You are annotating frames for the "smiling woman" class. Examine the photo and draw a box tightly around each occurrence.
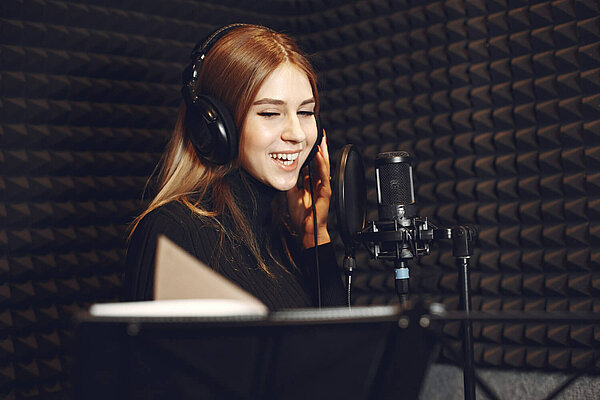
[240,63,317,191]
[123,24,346,310]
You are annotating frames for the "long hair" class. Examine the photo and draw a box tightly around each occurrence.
[130,25,320,276]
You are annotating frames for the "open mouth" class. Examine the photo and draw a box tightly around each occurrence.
[270,152,300,166]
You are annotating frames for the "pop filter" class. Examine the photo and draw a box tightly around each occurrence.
[334,144,366,255]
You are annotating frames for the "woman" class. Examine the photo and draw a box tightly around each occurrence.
[123,24,346,309]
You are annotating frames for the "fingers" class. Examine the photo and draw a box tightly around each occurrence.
[303,174,312,205]
[288,177,312,208]
[315,130,331,190]
[321,129,329,163]
[311,130,331,226]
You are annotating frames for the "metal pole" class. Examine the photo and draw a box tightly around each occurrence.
[458,257,475,400]
[453,227,476,400]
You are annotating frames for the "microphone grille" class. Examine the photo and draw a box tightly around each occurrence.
[376,151,411,159]
[375,151,415,206]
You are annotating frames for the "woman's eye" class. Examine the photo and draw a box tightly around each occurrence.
[257,112,279,118]
[298,111,315,117]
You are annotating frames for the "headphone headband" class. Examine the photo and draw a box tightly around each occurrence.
[184,24,275,96]
[190,23,250,63]
[183,24,248,103]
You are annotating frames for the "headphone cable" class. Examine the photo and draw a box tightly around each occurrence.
[307,164,322,309]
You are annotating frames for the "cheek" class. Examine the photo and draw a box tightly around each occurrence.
[304,119,319,147]
[238,124,278,171]
[238,122,262,157]
[237,133,258,173]
[237,132,250,163]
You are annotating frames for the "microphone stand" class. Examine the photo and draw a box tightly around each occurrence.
[359,220,477,400]
[452,226,476,400]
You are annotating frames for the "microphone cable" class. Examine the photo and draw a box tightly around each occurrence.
[346,271,352,310]
[307,164,322,309]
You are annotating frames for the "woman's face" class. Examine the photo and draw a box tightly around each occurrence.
[238,62,317,191]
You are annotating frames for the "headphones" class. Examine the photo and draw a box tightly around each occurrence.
[181,23,322,167]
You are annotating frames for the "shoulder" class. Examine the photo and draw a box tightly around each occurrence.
[124,201,201,301]
[127,201,219,263]
[146,201,192,221]
[130,201,201,245]
[134,200,225,241]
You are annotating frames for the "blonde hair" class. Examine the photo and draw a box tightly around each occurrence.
[130,25,320,276]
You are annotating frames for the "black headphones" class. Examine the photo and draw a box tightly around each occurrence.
[181,23,322,166]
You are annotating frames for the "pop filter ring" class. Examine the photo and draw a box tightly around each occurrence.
[334,144,367,255]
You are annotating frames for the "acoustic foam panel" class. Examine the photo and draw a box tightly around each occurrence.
[1,0,600,398]
[298,0,600,373]
[1,0,298,397]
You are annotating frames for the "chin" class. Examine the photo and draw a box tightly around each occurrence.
[271,179,297,192]
[266,171,301,191]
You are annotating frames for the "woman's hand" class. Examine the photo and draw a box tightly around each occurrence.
[287,130,331,249]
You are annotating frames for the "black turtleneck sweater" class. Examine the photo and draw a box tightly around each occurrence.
[123,170,346,310]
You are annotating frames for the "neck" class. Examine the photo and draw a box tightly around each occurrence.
[229,168,279,227]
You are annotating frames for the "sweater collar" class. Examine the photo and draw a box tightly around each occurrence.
[229,168,280,227]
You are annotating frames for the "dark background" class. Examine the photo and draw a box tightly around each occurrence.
[1,0,599,398]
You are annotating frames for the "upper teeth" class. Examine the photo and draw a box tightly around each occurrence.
[270,153,299,161]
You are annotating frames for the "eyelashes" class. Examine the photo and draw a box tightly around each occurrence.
[257,112,278,118]
[257,111,315,118]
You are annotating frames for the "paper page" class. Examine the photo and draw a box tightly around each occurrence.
[90,299,267,317]
[154,235,268,314]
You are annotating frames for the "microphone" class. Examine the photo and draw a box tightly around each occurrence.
[374,151,417,303]
[335,147,437,305]
[375,151,416,222]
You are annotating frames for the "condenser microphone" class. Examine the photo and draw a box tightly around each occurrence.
[375,151,416,222]
[374,151,416,303]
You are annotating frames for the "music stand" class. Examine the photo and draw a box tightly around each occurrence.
[73,305,436,400]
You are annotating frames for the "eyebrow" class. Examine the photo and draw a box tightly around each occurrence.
[253,97,316,106]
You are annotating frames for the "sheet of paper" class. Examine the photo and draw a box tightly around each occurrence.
[90,235,268,317]
[154,234,268,314]
[90,299,267,317]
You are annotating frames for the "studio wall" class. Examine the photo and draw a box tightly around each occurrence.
[1,0,599,398]
[302,0,600,375]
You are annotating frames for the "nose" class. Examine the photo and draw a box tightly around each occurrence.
[281,113,306,143]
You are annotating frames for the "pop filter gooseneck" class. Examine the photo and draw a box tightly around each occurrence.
[333,144,366,307]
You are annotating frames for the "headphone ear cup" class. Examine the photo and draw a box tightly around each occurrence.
[185,95,238,165]
[303,115,323,168]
